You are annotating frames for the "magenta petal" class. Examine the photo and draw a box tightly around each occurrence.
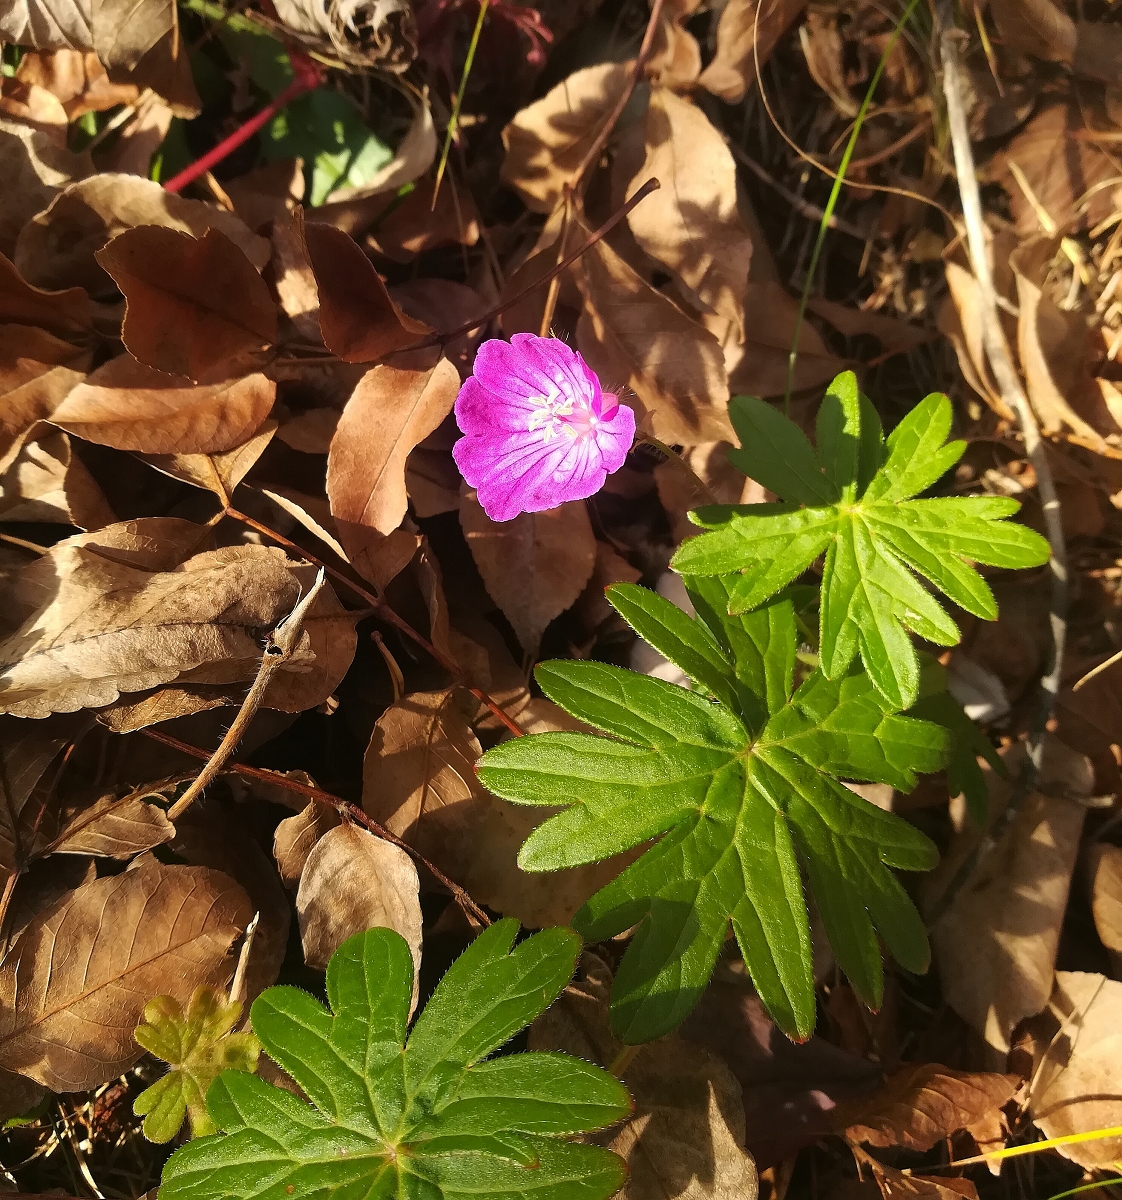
[452,334,636,521]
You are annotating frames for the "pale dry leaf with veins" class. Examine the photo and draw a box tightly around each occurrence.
[501,61,634,213]
[0,856,251,1092]
[0,520,354,718]
[0,0,175,70]
[625,88,753,336]
[296,823,422,1009]
[459,487,597,653]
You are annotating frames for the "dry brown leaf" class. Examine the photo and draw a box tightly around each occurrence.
[274,798,340,892]
[362,170,480,262]
[15,50,139,120]
[529,952,759,1200]
[699,0,808,102]
[0,714,75,895]
[255,484,351,563]
[169,807,291,1007]
[299,215,429,362]
[574,212,733,444]
[0,0,175,71]
[994,103,1122,237]
[95,226,277,381]
[0,1068,46,1122]
[647,0,703,86]
[0,521,354,718]
[0,249,92,340]
[296,823,422,993]
[51,354,275,455]
[459,487,596,652]
[14,173,269,295]
[0,78,68,140]
[625,89,753,335]
[851,1147,979,1200]
[362,688,633,928]
[501,61,633,213]
[1011,237,1117,450]
[140,419,278,501]
[0,427,115,528]
[832,1064,1019,1152]
[327,355,460,547]
[0,856,251,1091]
[924,739,1089,1054]
[1088,843,1122,956]
[49,789,174,857]
[0,118,92,257]
[1028,972,1122,1168]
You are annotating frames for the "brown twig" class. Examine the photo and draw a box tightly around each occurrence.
[926,7,1068,925]
[168,571,328,820]
[222,506,525,738]
[141,728,491,926]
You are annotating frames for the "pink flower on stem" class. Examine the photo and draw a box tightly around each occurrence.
[453,334,636,522]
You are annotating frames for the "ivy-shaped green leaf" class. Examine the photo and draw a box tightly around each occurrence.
[478,580,947,1045]
[671,373,1051,709]
[159,923,630,1200]
[133,986,261,1143]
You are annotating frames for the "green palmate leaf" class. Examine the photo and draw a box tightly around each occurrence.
[478,582,946,1045]
[159,923,630,1200]
[133,987,261,1143]
[672,373,1051,709]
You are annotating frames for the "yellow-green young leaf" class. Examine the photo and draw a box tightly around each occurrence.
[158,923,630,1200]
[133,987,260,1143]
[672,372,1051,709]
[478,577,947,1044]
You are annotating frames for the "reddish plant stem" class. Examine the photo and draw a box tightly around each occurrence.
[164,63,321,194]
[223,506,525,738]
[141,727,491,926]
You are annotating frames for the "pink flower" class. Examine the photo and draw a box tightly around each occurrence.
[453,334,636,522]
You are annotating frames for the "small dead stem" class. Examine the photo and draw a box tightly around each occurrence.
[141,728,491,926]
[926,7,1068,925]
[168,571,328,820]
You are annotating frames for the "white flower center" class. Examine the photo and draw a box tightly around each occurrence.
[526,391,596,442]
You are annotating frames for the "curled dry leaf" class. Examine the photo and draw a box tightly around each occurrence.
[50,355,275,455]
[647,0,703,87]
[14,49,140,121]
[625,88,753,335]
[0,856,252,1092]
[327,354,460,544]
[362,688,632,928]
[851,1145,979,1200]
[699,0,809,102]
[529,951,759,1200]
[95,226,278,382]
[326,92,436,203]
[299,214,429,362]
[14,174,269,295]
[501,61,633,213]
[272,0,417,71]
[923,740,1089,1053]
[0,0,174,71]
[0,117,92,257]
[573,211,733,444]
[296,823,422,997]
[0,427,115,528]
[0,520,355,718]
[274,798,340,892]
[1010,236,1117,452]
[832,1064,1019,1152]
[49,788,175,857]
[1087,842,1122,957]
[0,78,68,142]
[1028,972,1122,1168]
[459,487,597,653]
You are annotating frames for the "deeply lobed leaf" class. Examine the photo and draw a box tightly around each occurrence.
[672,373,1051,709]
[479,583,946,1044]
[159,922,630,1200]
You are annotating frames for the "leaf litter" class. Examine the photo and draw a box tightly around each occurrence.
[3,1,1122,1199]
